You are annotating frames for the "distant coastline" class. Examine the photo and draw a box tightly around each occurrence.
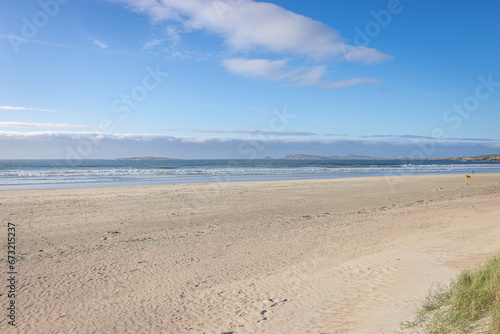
[114,154,500,161]
[440,154,500,162]
[282,153,500,161]
[282,154,378,160]
[116,156,180,161]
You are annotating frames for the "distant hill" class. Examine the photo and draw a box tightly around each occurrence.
[282,154,376,160]
[117,156,180,160]
[443,154,500,162]
[282,154,329,160]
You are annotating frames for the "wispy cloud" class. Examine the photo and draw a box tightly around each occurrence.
[326,133,350,137]
[5,131,496,145]
[322,77,381,89]
[222,58,290,81]
[162,46,215,61]
[0,122,100,130]
[191,129,317,136]
[162,127,316,136]
[222,58,381,88]
[222,58,328,87]
[91,38,109,49]
[1,131,498,159]
[0,33,74,50]
[0,106,60,112]
[111,0,391,88]
[362,134,500,142]
[142,38,164,50]
[0,131,484,144]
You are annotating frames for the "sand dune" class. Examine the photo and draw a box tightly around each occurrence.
[1,174,499,333]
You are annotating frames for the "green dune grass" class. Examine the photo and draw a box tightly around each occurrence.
[403,255,500,333]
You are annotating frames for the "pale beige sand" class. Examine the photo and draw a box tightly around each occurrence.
[1,174,500,333]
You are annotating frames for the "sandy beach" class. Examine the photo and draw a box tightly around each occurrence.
[1,173,500,333]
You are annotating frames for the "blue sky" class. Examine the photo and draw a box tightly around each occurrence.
[1,0,499,159]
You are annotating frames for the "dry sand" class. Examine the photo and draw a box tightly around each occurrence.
[1,173,500,333]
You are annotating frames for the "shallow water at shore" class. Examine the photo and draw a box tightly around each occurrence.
[1,159,499,189]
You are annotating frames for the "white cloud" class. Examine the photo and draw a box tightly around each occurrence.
[112,0,392,87]
[1,130,498,159]
[91,38,109,49]
[223,58,380,88]
[111,0,181,22]
[5,130,496,145]
[0,122,100,130]
[0,33,74,50]
[165,26,183,43]
[0,131,205,142]
[113,0,392,61]
[323,77,381,89]
[142,38,164,50]
[222,58,290,81]
[0,106,60,112]
[290,65,327,87]
[340,44,394,64]
[192,129,316,136]
[363,134,500,142]
[222,58,330,87]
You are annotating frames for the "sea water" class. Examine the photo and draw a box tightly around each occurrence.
[1,159,499,190]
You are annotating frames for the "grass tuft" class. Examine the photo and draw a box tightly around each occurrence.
[402,255,500,333]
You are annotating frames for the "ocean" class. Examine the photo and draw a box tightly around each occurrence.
[1,159,499,190]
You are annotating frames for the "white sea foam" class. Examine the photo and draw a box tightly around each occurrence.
[1,161,499,188]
